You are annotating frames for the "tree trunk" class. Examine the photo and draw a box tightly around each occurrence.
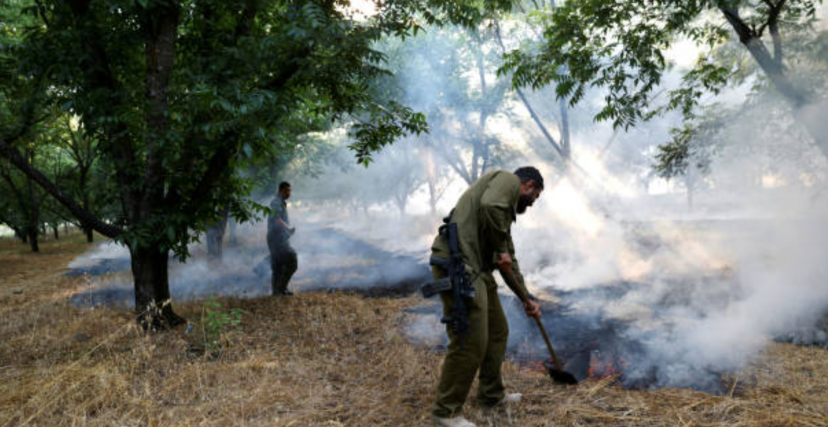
[127,7,183,330]
[684,173,696,211]
[428,179,438,216]
[28,227,38,252]
[15,228,27,244]
[228,217,238,247]
[395,196,407,218]
[27,158,39,253]
[206,209,229,260]
[82,176,94,243]
[558,97,571,160]
[469,32,491,182]
[687,185,694,210]
[131,246,185,329]
[52,224,59,240]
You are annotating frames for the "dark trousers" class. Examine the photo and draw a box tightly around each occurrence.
[268,235,297,295]
[432,271,508,418]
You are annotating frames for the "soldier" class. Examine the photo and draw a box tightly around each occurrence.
[430,167,544,427]
[267,181,297,296]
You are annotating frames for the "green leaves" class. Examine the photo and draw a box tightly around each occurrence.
[349,101,428,165]
[3,0,515,262]
[653,125,693,178]
[200,297,244,350]
[500,0,820,130]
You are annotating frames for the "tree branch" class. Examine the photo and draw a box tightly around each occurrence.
[767,0,786,66]
[0,137,123,238]
[42,202,82,228]
[0,165,28,214]
[431,136,472,184]
[720,6,806,107]
[493,19,566,159]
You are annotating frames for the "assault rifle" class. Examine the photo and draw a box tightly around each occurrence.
[423,220,476,348]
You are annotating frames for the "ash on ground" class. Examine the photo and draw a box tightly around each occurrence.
[67,222,431,308]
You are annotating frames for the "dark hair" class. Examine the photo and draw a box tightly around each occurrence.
[278,181,291,191]
[513,166,544,189]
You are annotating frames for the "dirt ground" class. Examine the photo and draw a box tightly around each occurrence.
[1,234,827,426]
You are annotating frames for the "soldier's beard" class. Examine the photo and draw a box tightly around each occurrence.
[516,194,534,214]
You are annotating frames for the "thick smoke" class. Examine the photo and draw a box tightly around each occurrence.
[68,214,433,307]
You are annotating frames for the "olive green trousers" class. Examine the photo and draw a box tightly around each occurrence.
[432,271,509,419]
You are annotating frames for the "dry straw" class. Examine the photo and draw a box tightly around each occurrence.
[1,234,827,426]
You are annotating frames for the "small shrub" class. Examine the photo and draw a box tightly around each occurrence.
[201,297,243,350]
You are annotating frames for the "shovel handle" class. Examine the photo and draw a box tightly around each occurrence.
[503,269,565,372]
[533,316,565,371]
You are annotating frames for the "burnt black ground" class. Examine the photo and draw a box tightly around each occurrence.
[68,225,430,307]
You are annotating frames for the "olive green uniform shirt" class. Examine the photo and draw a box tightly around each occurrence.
[430,169,530,298]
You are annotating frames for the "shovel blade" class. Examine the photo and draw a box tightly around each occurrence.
[548,369,579,385]
[543,359,579,385]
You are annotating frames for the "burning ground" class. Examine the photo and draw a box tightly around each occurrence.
[3,230,828,426]
[64,218,432,307]
[403,213,828,395]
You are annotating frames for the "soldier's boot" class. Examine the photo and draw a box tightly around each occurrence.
[432,415,476,427]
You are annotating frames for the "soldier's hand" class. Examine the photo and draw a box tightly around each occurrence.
[496,253,513,273]
[523,299,541,319]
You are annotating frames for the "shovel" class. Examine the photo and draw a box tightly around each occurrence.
[532,313,579,385]
[504,270,578,385]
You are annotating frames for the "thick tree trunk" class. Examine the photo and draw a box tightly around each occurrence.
[85,227,94,243]
[52,224,59,240]
[125,8,185,331]
[206,210,229,260]
[131,246,185,329]
[27,227,38,252]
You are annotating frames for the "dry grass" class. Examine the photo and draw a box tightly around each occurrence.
[1,234,828,426]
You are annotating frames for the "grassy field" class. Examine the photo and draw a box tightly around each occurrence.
[1,234,827,426]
